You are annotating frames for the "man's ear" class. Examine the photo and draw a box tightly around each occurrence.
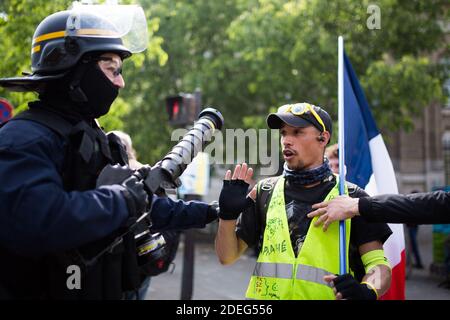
[322,131,331,145]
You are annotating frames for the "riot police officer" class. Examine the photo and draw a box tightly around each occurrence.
[0,5,216,299]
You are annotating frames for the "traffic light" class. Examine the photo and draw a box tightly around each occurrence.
[0,98,13,124]
[165,93,200,127]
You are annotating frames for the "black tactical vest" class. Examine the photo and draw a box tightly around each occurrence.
[0,108,141,299]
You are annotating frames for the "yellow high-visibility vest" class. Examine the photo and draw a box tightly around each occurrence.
[246,175,351,300]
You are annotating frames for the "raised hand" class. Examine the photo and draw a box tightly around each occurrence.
[219,163,254,220]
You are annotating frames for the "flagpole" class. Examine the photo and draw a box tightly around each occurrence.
[338,36,347,275]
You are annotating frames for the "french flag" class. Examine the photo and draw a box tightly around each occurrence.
[343,52,406,300]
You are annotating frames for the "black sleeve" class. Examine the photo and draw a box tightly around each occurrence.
[348,185,393,247]
[347,185,393,281]
[359,191,450,224]
[236,201,260,248]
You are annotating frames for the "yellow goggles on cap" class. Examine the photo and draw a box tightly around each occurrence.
[278,103,326,132]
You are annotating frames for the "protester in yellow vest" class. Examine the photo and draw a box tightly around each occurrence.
[215,103,392,300]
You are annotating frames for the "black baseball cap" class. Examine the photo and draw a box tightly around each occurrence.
[267,102,332,137]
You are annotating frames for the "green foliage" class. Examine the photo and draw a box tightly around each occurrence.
[0,0,71,107]
[362,55,444,132]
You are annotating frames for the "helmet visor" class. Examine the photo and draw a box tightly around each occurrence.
[67,3,148,53]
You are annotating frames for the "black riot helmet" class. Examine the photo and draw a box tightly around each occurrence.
[31,10,131,75]
[0,4,148,92]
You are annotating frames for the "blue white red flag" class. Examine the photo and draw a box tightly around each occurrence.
[343,52,406,300]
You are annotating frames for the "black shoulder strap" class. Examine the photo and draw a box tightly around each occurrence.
[12,108,73,138]
[256,175,282,217]
[106,132,129,165]
[253,176,282,250]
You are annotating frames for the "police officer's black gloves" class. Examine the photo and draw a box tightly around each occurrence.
[332,273,378,300]
[218,179,254,220]
[96,164,135,187]
[96,164,149,218]
[121,175,149,218]
[206,201,220,224]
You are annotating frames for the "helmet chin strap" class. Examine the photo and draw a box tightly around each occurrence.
[68,60,90,103]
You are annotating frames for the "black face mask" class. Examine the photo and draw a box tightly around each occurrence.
[77,63,119,119]
[39,60,120,122]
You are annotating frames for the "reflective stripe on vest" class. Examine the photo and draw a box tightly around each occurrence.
[245,174,351,300]
[296,264,332,287]
[252,262,332,287]
[252,262,293,279]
